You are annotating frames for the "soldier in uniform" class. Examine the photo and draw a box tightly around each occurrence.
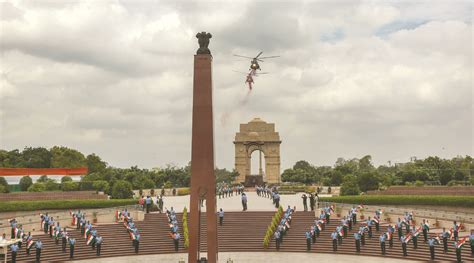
[145,195,152,214]
[470,229,474,255]
[274,230,281,250]
[309,193,315,211]
[96,235,103,256]
[331,231,338,251]
[379,234,386,255]
[455,241,462,263]
[441,227,449,253]
[69,237,76,259]
[336,225,343,245]
[367,217,373,238]
[35,239,43,263]
[10,218,17,239]
[61,228,68,252]
[400,235,408,257]
[174,232,180,252]
[359,226,366,246]
[342,217,348,238]
[133,233,140,253]
[218,208,224,226]
[25,232,33,255]
[452,221,459,241]
[48,216,54,238]
[305,231,311,251]
[397,218,403,240]
[10,242,19,263]
[421,219,429,243]
[241,193,248,211]
[411,227,418,249]
[351,206,357,224]
[354,232,361,253]
[302,194,308,211]
[428,237,436,260]
[310,225,316,243]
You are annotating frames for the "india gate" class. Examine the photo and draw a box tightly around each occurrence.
[234,118,282,185]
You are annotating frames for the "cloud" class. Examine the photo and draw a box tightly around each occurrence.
[0,0,472,170]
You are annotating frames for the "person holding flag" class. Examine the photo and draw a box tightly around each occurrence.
[96,234,103,256]
[342,217,348,238]
[35,238,43,263]
[48,216,55,238]
[387,224,395,248]
[400,234,411,257]
[421,219,430,243]
[352,206,358,224]
[397,218,404,240]
[336,225,343,245]
[454,237,467,263]
[359,226,367,246]
[441,227,449,253]
[133,232,140,253]
[411,226,420,249]
[25,232,34,255]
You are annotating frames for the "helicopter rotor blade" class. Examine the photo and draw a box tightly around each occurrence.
[259,55,280,59]
[233,54,254,59]
[256,59,265,62]
[232,70,250,75]
[255,72,269,75]
[255,51,263,59]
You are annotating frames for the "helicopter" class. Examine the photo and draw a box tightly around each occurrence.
[233,51,280,71]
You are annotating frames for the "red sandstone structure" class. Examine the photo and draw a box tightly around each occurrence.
[188,32,218,263]
[0,167,88,176]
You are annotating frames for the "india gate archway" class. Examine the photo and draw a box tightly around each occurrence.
[234,118,281,185]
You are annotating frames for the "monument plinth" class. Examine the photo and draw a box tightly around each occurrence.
[188,32,218,263]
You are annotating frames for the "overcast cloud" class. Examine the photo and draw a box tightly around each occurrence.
[0,0,472,171]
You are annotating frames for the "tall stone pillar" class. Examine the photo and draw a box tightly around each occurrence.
[188,32,218,263]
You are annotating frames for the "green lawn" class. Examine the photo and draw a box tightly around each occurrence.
[0,199,137,212]
[319,195,474,208]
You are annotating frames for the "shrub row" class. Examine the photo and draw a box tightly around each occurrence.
[319,195,474,208]
[263,206,283,248]
[0,199,137,212]
[178,188,190,196]
[182,207,189,248]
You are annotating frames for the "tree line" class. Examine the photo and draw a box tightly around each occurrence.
[0,146,238,197]
[281,155,473,195]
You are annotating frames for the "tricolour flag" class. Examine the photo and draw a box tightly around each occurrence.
[337,228,343,237]
[357,204,364,209]
[455,237,467,249]
[449,229,454,240]
[13,227,19,237]
[386,232,392,241]
[27,240,35,249]
[413,227,422,237]
[403,234,412,243]
[86,235,94,245]
[115,210,120,221]
[84,228,90,239]
[372,217,380,224]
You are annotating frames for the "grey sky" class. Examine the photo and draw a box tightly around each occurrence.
[0,0,472,172]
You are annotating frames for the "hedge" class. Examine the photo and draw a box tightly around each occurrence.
[319,195,474,208]
[178,188,190,196]
[0,199,137,212]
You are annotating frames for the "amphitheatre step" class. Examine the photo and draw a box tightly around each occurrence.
[8,211,473,262]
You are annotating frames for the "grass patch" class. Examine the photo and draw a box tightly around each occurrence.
[0,199,137,212]
[319,195,474,208]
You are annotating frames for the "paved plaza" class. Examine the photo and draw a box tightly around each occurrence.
[153,192,330,213]
[76,252,417,263]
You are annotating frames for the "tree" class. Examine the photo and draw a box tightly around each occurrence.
[37,175,50,183]
[19,176,33,191]
[330,170,343,186]
[357,171,380,192]
[111,180,133,199]
[28,183,46,192]
[0,185,6,193]
[22,147,52,168]
[61,176,73,183]
[0,149,25,167]
[50,146,86,168]
[86,154,107,174]
[0,177,9,193]
[215,168,239,183]
[340,174,360,196]
[92,181,110,193]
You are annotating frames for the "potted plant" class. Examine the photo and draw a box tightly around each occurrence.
[359,208,365,220]
[434,218,440,227]
[335,206,342,217]
[92,211,98,224]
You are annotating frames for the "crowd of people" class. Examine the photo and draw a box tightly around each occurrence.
[273,206,294,250]
[119,208,141,254]
[217,183,245,199]
[165,207,181,251]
